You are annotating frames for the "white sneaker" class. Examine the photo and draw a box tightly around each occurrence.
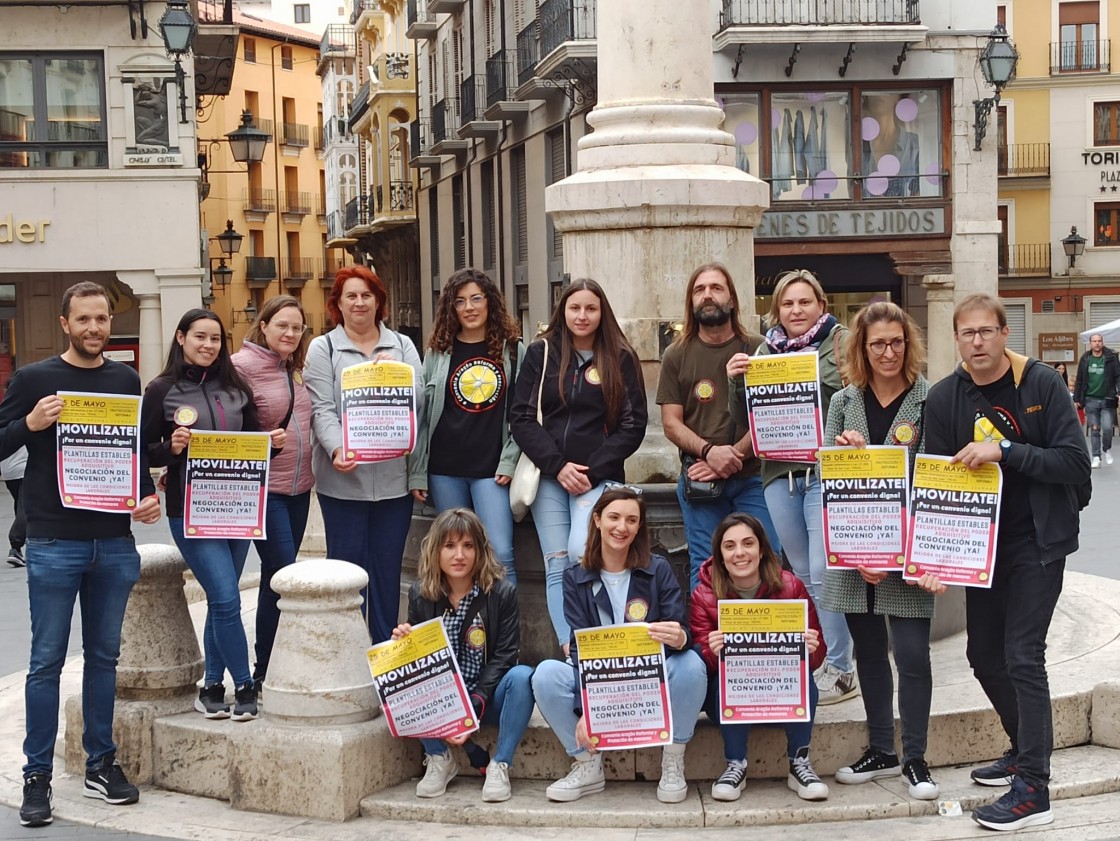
[415,752,458,798]
[481,759,511,802]
[1093,456,1102,469]
[816,664,859,705]
[657,746,688,803]
[1107,451,1114,466]
[546,754,605,802]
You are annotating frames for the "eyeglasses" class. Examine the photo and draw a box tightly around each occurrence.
[604,481,643,495]
[453,294,486,310]
[270,322,306,335]
[867,338,907,356]
[955,326,1002,343]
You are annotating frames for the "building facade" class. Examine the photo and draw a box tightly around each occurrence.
[998,0,1120,364]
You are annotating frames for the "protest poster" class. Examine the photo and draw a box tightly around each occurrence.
[744,351,823,462]
[575,624,671,750]
[820,445,910,571]
[55,391,142,514]
[183,431,270,539]
[903,454,1002,588]
[367,617,478,741]
[340,360,417,462]
[718,600,810,724]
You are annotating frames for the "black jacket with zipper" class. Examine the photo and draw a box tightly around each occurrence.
[141,366,262,519]
[509,338,647,486]
[924,351,1090,564]
[406,576,520,717]
[1073,346,1120,407]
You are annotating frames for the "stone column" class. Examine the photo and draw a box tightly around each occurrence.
[546,1,769,482]
[263,558,378,725]
[924,274,958,384]
[136,292,163,385]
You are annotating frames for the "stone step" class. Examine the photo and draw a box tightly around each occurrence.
[358,743,1120,829]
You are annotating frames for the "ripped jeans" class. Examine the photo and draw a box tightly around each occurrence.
[528,477,606,645]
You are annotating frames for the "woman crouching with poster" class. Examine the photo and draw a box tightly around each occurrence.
[141,309,286,722]
[392,508,532,802]
[532,486,707,804]
[689,513,827,802]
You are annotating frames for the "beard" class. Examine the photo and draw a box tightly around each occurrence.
[68,332,106,361]
[694,302,734,327]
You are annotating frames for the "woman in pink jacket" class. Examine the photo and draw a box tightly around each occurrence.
[231,295,314,688]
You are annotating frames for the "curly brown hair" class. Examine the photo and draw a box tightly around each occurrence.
[428,268,521,362]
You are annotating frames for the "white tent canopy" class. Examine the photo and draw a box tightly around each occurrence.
[1080,318,1120,344]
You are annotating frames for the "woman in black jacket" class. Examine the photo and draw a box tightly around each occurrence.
[509,279,647,650]
[392,508,532,803]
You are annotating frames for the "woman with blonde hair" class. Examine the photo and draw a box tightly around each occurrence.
[823,301,943,800]
[231,295,314,688]
[393,508,532,803]
[727,269,857,704]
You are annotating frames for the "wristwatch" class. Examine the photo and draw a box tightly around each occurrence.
[999,439,1012,464]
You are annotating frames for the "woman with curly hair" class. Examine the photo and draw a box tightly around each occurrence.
[510,279,647,650]
[410,269,523,582]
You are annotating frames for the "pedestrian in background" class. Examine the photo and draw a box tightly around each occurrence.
[1073,333,1120,468]
[1,445,26,567]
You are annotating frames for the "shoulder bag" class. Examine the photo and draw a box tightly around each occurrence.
[509,338,547,522]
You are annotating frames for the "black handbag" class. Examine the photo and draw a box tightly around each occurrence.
[681,454,725,501]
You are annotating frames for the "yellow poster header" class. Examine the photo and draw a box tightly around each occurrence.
[575,624,661,659]
[914,455,1001,494]
[745,352,819,387]
[819,445,908,480]
[719,600,807,634]
[188,431,270,461]
[367,617,447,677]
[58,392,140,426]
[342,360,415,391]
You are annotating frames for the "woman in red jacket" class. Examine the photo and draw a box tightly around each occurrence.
[689,513,827,803]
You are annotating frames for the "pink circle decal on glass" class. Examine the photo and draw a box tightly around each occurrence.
[815,170,839,193]
[734,122,758,146]
[802,185,818,200]
[923,161,940,186]
[861,117,880,141]
[895,98,919,123]
[716,96,725,109]
[865,175,889,196]
[878,154,901,177]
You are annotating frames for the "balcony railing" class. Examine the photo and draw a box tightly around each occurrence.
[314,126,326,150]
[344,194,368,229]
[322,256,348,285]
[280,191,313,215]
[316,193,328,217]
[998,243,1052,277]
[432,98,461,143]
[406,0,437,36]
[328,210,347,240]
[350,0,378,25]
[720,0,921,26]
[540,0,597,59]
[282,257,316,282]
[517,22,539,85]
[320,24,355,60]
[245,256,277,281]
[998,142,1050,177]
[242,188,276,213]
[390,180,415,212]
[460,77,484,124]
[257,118,275,138]
[486,50,513,106]
[349,81,371,131]
[1051,39,1111,74]
[280,122,309,147]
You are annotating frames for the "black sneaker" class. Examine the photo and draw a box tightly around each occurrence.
[972,777,1054,831]
[971,749,1018,787]
[787,747,829,800]
[712,760,748,801]
[20,774,52,826]
[194,683,230,719]
[83,757,139,805]
[232,682,258,721]
[835,747,901,784]
[7,545,24,567]
[902,757,939,800]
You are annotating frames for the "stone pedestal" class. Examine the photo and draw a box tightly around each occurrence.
[65,544,203,781]
[923,274,958,384]
[264,558,379,725]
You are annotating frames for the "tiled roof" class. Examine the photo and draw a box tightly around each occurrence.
[233,10,321,47]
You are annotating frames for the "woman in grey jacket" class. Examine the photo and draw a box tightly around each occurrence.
[304,267,424,645]
[410,269,523,582]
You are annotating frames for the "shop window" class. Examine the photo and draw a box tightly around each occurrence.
[1095,101,1120,146]
[861,90,943,198]
[721,93,761,179]
[0,53,107,169]
[294,4,310,23]
[770,90,852,201]
[1095,202,1120,246]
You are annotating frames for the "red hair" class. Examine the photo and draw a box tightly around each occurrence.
[327,266,389,327]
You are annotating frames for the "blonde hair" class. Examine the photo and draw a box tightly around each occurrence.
[843,301,926,389]
[416,509,505,601]
[767,269,828,329]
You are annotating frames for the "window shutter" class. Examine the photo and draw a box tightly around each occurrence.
[513,147,528,266]
[548,129,566,258]
[1088,300,1120,328]
[1003,300,1028,354]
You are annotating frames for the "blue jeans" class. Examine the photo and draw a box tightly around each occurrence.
[169,518,252,688]
[428,474,516,584]
[1084,396,1114,457]
[532,650,707,756]
[703,672,818,761]
[318,493,413,645]
[763,473,853,672]
[677,473,782,592]
[421,664,535,765]
[529,478,606,645]
[252,491,311,680]
[23,536,140,777]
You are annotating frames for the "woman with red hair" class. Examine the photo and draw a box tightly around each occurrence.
[305,267,424,644]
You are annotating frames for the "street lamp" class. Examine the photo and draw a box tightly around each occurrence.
[973,24,1019,151]
[233,300,259,324]
[211,259,233,289]
[215,220,244,257]
[158,0,198,124]
[225,110,272,165]
[1062,226,1087,268]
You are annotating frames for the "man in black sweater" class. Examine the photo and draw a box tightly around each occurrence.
[0,283,160,828]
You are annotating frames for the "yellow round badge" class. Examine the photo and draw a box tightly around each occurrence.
[625,598,648,621]
[828,554,838,564]
[463,718,474,728]
[979,572,989,582]
[126,498,136,508]
[253,529,262,537]
[796,706,806,717]
[63,495,73,503]
[658,730,669,740]
[467,626,487,649]
[723,708,734,718]
[173,406,198,426]
[896,555,906,565]
[585,366,602,385]
[894,421,916,445]
[907,563,918,574]
[694,379,716,402]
